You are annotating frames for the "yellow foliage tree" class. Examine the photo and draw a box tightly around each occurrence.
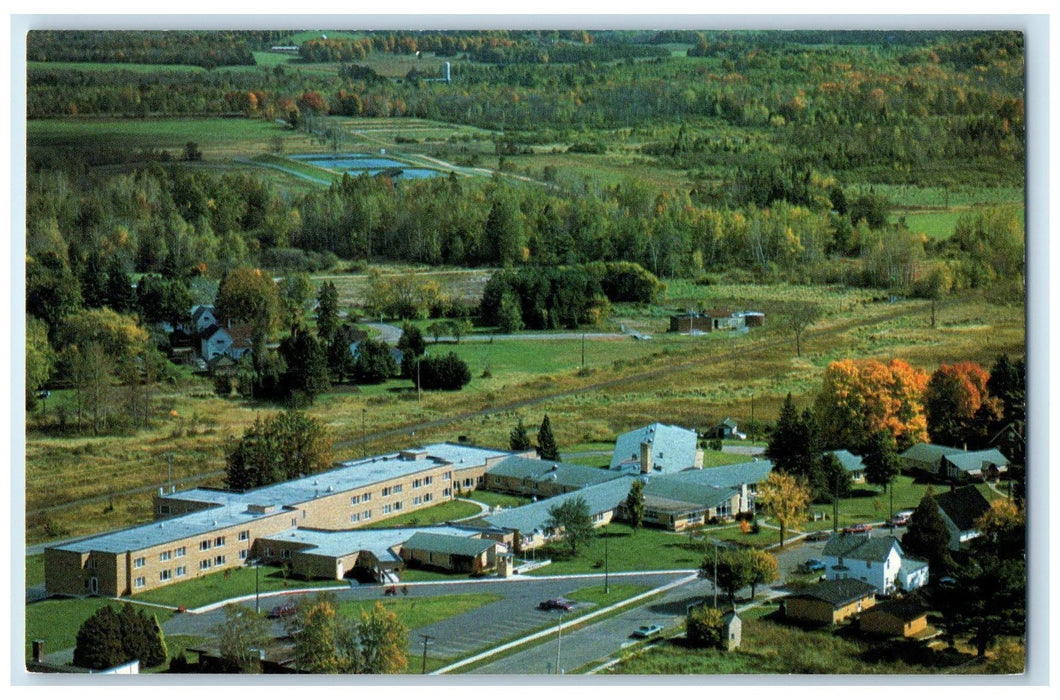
[756,471,811,548]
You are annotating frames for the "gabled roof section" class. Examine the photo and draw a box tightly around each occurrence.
[822,533,902,562]
[483,477,634,534]
[942,449,1010,473]
[900,443,963,464]
[829,450,865,473]
[666,460,774,489]
[641,478,735,511]
[609,423,699,473]
[935,485,992,531]
[402,532,495,557]
[786,578,877,606]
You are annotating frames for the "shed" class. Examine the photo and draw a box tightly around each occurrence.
[783,578,877,625]
[859,600,929,638]
[721,609,742,650]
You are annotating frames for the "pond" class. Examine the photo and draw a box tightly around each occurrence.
[291,153,442,180]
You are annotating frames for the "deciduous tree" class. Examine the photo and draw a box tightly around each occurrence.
[699,547,755,607]
[356,602,408,674]
[756,471,811,548]
[225,410,332,491]
[924,361,997,448]
[546,495,595,556]
[215,604,271,674]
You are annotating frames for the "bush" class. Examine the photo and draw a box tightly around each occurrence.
[417,353,472,391]
[686,605,725,649]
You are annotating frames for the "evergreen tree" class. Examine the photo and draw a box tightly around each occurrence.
[316,280,340,347]
[73,605,125,670]
[766,394,802,473]
[416,353,472,391]
[537,414,560,460]
[353,339,399,384]
[863,430,901,492]
[625,479,645,533]
[397,322,426,359]
[902,488,953,575]
[279,324,330,404]
[509,418,532,451]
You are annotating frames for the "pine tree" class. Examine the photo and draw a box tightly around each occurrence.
[316,281,340,347]
[625,479,645,533]
[509,418,532,451]
[863,430,900,492]
[537,414,559,461]
[73,605,124,670]
[902,488,953,575]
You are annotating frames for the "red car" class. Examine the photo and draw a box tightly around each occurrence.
[267,604,296,619]
[843,523,872,534]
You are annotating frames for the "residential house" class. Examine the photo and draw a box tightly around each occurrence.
[783,578,878,625]
[609,423,703,474]
[934,485,993,551]
[709,418,744,441]
[200,323,254,361]
[899,443,964,477]
[940,449,1009,481]
[859,600,930,638]
[821,533,928,595]
[191,305,219,334]
[830,450,866,483]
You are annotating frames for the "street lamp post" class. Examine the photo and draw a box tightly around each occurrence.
[420,634,434,674]
[750,392,755,444]
[604,526,609,594]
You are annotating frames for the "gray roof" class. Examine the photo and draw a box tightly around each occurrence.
[786,578,878,606]
[609,423,699,473]
[50,443,512,556]
[663,460,774,489]
[900,443,963,465]
[641,478,735,512]
[260,525,481,562]
[898,557,929,578]
[829,450,865,474]
[402,532,497,557]
[822,533,902,563]
[488,455,621,489]
[483,477,635,534]
[935,485,992,531]
[942,449,1010,473]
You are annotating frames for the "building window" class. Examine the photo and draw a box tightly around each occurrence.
[215,555,226,566]
[424,476,433,486]
[239,530,250,541]
[413,496,423,506]
[134,557,146,569]
[363,492,372,502]
[159,505,170,515]
[351,495,361,505]
[160,570,171,582]
[214,536,226,547]
[160,551,171,562]
[443,487,452,497]
[444,472,452,481]
[292,518,297,527]
[382,486,392,496]
[382,504,392,515]
[175,566,187,578]
[363,510,372,520]
[239,549,248,560]
[134,576,146,589]
[281,549,292,560]
[175,547,186,558]
[394,501,403,511]
[350,513,360,523]
[424,493,433,503]
[413,479,422,489]
[200,560,211,571]
[199,540,211,552]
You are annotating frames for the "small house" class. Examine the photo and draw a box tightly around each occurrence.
[899,443,963,477]
[783,578,878,625]
[721,609,742,650]
[941,449,1010,481]
[830,450,866,483]
[710,418,744,441]
[934,485,993,551]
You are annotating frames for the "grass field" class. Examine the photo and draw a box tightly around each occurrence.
[364,498,482,528]
[606,613,990,674]
[129,563,339,609]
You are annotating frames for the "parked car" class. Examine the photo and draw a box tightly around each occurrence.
[632,624,663,639]
[538,598,573,611]
[805,530,831,542]
[888,510,914,527]
[843,523,872,534]
[802,558,826,573]
[267,604,296,619]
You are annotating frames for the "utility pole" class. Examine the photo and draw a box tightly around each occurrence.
[362,408,367,459]
[419,634,433,674]
[604,527,609,594]
[712,539,719,609]
[581,332,585,368]
[166,452,174,493]
[555,612,564,674]
[750,392,755,444]
[833,472,840,534]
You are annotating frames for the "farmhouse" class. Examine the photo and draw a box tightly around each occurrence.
[200,323,254,361]
[783,578,878,626]
[609,423,703,473]
[821,533,928,595]
[934,485,993,551]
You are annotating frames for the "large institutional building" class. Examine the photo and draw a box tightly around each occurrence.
[44,429,775,599]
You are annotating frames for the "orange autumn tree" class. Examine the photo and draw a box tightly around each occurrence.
[814,358,929,451]
[924,361,1000,448]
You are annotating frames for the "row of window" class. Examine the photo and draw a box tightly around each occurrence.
[350,510,372,523]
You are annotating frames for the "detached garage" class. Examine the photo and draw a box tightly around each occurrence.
[401,532,499,574]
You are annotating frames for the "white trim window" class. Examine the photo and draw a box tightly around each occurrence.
[134,576,146,589]
[159,570,171,582]
[160,551,171,562]
[175,566,187,578]
[199,540,211,552]
[133,557,146,569]
[238,530,250,541]
[363,510,372,521]
[214,536,226,547]
[175,546,186,558]
[214,555,226,566]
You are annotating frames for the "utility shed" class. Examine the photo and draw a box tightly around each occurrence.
[859,600,929,638]
[783,579,878,625]
[721,609,742,650]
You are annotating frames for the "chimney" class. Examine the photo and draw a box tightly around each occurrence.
[32,640,45,664]
[640,441,653,474]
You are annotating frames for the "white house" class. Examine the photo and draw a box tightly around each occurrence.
[821,533,927,595]
[191,305,219,333]
[200,324,254,360]
[934,485,993,551]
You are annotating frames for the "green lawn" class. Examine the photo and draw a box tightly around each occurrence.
[338,593,501,633]
[607,614,986,675]
[130,564,338,609]
[466,489,532,509]
[25,598,175,662]
[365,499,483,528]
[26,554,45,587]
[526,523,703,575]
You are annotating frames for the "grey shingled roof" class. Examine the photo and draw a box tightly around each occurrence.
[665,460,774,489]
[260,525,481,561]
[641,478,735,511]
[609,423,699,473]
[482,477,635,533]
[402,532,496,557]
[861,599,928,623]
[488,455,621,489]
[942,449,1010,474]
[900,443,963,466]
[786,578,877,606]
[822,533,902,563]
[935,485,992,531]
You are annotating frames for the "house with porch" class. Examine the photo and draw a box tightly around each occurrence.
[821,533,928,595]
